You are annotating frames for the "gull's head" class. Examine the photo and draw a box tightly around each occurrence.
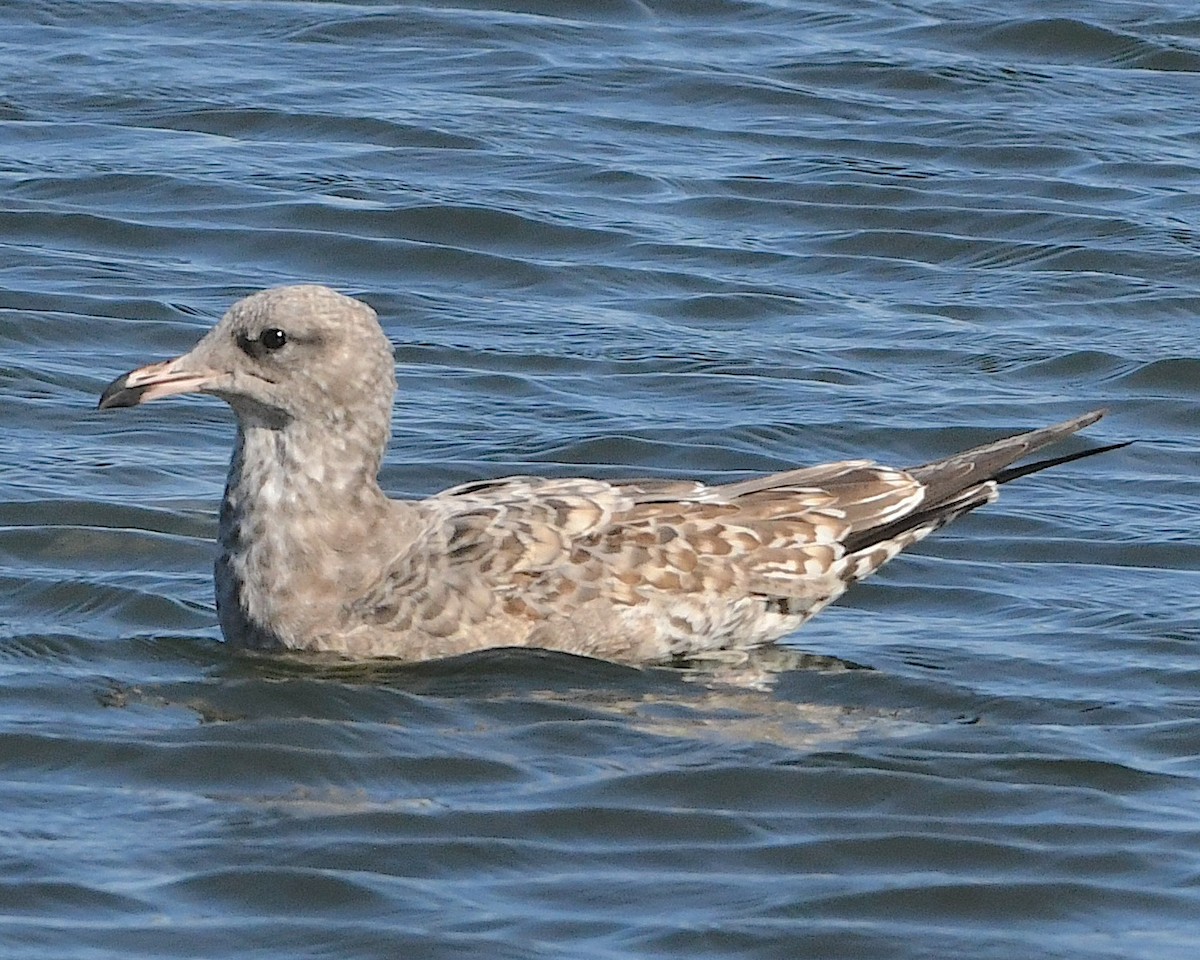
[98,285,397,432]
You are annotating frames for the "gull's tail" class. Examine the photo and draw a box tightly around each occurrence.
[843,409,1124,554]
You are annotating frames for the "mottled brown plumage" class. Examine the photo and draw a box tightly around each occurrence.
[98,285,1115,662]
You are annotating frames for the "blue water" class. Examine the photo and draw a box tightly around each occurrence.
[2,2,1199,957]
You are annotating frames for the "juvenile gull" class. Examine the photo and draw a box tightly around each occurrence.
[99,285,1121,662]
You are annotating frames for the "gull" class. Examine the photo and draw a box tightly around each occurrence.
[99,285,1122,662]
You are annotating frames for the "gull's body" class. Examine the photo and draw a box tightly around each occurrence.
[99,285,1117,662]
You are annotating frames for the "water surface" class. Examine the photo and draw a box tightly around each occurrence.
[2,2,1199,958]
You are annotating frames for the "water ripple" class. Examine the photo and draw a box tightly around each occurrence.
[3,0,1200,958]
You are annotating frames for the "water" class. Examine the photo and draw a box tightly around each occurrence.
[3,1,1199,957]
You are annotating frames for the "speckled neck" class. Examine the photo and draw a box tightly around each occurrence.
[214,420,398,651]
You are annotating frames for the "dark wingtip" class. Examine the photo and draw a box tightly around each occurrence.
[994,439,1132,485]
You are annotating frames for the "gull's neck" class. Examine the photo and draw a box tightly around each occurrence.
[215,418,399,652]
[228,419,389,509]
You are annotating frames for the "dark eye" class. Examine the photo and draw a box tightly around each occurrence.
[260,328,288,350]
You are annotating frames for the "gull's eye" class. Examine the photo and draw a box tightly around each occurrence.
[260,328,288,351]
